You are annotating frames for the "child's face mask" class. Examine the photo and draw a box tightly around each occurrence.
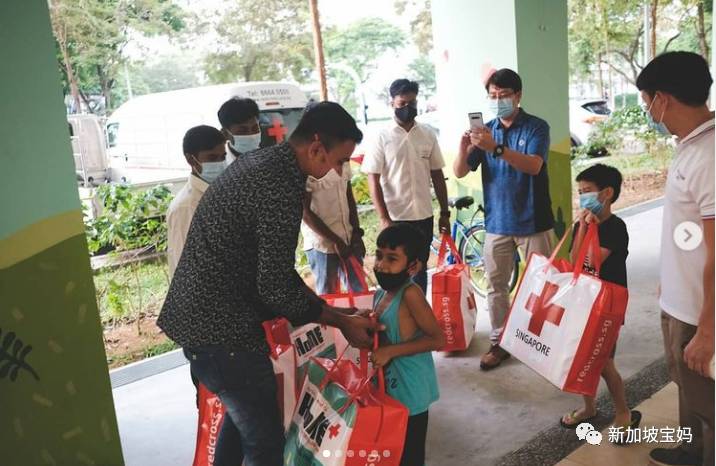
[579,191,605,215]
[374,268,411,291]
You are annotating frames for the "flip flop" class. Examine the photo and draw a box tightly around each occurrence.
[613,410,643,446]
[560,409,599,429]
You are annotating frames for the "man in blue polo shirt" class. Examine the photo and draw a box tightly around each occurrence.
[454,68,555,370]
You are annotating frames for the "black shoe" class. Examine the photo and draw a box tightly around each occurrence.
[649,446,701,465]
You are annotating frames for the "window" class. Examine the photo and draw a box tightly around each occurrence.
[258,108,304,147]
[582,101,611,116]
[106,123,119,148]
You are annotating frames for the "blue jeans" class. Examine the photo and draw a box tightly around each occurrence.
[183,347,284,466]
[306,250,365,295]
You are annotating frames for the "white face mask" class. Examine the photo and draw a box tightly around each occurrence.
[191,155,225,184]
[230,132,261,154]
[306,168,343,191]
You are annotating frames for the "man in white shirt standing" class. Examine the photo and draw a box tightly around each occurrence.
[302,161,366,294]
[362,79,450,293]
[638,51,714,466]
[167,125,227,277]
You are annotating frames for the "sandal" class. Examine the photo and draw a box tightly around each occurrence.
[613,410,642,446]
[560,409,599,429]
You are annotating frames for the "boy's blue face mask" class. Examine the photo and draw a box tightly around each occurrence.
[645,94,671,136]
[579,191,605,215]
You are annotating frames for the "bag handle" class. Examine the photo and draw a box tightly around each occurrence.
[437,232,462,266]
[332,256,371,307]
[572,222,603,282]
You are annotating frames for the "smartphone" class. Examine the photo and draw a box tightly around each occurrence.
[468,112,484,130]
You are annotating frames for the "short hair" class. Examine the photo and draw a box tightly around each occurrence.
[182,125,225,155]
[389,79,419,98]
[290,101,363,149]
[636,51,713,106]
[376,223,423,263]
[485,68,523,93]
[576,164,623,203]
[217,97,260,128]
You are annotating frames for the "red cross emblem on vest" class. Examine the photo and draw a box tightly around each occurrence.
[525,281,565,336]
[267,118,287,143]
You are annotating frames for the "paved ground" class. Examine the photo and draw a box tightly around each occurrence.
[113,201,666,466]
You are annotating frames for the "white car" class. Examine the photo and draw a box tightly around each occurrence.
[569,99,611,148]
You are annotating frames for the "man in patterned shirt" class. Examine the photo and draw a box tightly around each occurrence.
[158,102,379,466]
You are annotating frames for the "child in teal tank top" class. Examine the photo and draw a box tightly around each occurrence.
[369,224,445,466]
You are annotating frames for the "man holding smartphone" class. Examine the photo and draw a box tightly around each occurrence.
[454,68,555,370]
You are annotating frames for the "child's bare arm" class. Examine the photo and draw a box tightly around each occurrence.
[371,285,445,368]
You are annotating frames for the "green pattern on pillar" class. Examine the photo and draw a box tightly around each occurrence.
[0,1,124,465]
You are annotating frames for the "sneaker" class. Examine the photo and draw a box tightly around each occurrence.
[649,446,701,465]
[480,345,510,370]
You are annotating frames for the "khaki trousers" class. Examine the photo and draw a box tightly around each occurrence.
[484,230,555,344]
[661,311,715,465]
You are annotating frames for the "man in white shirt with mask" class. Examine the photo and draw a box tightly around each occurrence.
[638,51,715,466]
[167,125,227,278]
[218,97,262,162]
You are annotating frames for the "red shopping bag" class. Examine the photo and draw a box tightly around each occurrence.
[500,223,628,396]
[322,256,376,374]
[431,234,477,351]
[284,319,409,466]
[192,384,225,466]
[263,324,299,431]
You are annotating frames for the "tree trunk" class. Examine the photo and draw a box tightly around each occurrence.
[57,29,82,113]
[697,2,709,61]
[597,52,605,98]
[98,65,112,112]
[650,0,658,60]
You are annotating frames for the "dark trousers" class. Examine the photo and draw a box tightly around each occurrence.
[184,347,284,466]
[397,217,434,295]
[400,411,429,466]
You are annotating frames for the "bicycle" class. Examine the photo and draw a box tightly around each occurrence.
[430,196,520,297]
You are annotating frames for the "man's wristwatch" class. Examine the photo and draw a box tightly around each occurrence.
[493,144,505,157]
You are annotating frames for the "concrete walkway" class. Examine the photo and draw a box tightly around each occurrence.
[113,200,667,466]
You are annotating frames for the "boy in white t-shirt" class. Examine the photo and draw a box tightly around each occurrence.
[301,161,366,294]
[638,51,714,466]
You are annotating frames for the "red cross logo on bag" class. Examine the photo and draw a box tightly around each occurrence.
[328,423,341,439]
[525,281,565,336]
[267,118,287,142]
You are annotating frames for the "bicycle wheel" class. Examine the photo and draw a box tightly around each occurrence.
[459,226,520,298]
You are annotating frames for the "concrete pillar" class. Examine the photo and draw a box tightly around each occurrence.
[0,1,124,464]
[431,0,572,238]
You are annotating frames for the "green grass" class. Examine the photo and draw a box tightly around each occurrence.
[93,259,170,327]
[143,340,178,358]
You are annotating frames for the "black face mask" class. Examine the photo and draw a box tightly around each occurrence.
[394,105,417,123]
[374,268,411,291]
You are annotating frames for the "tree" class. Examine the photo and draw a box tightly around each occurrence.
[394,0,433,54]
[408,56,436,98]
[129,54,203,95]
[568,0,712,99]
[324,18,405,116]
[49,0,187,113]
[203,0,313,84]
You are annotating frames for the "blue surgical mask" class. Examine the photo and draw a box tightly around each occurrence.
[645,95,670,136]
[198,161,225,184]
[488,97,515,119]
[230,132,261,154]
[579,192,604,215]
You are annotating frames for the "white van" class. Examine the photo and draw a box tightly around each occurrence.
[69,114,109,186]
[106,81,307,185]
